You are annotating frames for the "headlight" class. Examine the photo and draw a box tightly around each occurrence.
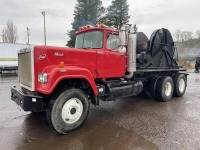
[38,73,48,83]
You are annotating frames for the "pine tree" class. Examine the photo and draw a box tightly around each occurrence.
[66,0,105,47]
[105,0,130,29]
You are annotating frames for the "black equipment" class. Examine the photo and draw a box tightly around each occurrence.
[136,28,178,69]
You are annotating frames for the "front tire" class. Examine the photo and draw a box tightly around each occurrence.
[46,88,90,134]
[156,76,174,102]
[173,74,187,97]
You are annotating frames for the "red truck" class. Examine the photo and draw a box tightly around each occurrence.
[11,24,187,134]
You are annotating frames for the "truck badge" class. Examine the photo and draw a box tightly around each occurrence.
[54,52,64,57]
[39,54,46,60]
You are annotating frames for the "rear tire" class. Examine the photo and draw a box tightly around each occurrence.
[149,77,160,100]
[156,76,174,102]
[46,88,90,134]
[173,74,187,97]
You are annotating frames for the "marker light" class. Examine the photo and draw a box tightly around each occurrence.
[79,24,94,31]
[98,23,108,28]
[59,61,64,68]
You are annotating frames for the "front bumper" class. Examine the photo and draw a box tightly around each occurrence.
[11,86,46,112]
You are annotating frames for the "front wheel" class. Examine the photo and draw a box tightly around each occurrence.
[46,88,90,134]
[156,76,174,102]
[173,74,187,97]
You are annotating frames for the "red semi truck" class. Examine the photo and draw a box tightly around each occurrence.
[11,24,187,134]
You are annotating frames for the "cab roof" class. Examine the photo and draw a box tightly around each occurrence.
[76,26,118,35]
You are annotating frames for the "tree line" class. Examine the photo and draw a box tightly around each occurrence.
[173,29,200,49]
[174,29,200,42]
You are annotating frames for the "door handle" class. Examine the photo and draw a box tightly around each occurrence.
[97,52,105,55]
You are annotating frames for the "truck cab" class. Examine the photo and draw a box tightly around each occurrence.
[75,26,126,78]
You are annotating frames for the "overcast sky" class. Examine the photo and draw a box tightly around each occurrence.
[0,0,200,46]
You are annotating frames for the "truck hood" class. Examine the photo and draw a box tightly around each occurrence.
[34,45,97,77]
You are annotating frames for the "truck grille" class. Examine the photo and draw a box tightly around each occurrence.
[18,51,33,89]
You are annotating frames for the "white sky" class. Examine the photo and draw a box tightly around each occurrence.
[0,0,200,46]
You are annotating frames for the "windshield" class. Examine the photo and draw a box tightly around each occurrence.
[75,31,103,49]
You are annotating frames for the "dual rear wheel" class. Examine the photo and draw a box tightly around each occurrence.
[149,74,186,102]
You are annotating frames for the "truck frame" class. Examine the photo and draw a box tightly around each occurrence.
[11,24,187,134]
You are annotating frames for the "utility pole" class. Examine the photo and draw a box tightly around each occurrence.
[41,11,46,46]
[26,27,30,44]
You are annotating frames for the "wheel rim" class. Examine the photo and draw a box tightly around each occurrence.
[179,78,185,93]
[61,98,83,124]
[164,81,172,97]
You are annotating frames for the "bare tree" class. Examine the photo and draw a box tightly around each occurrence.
[196,30,200,39]
[174,29,181,42]
[180,31,193,42]
[1,20,18,43]
[174,30,194,42]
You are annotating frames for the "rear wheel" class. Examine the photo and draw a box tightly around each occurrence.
[156,76,174,102]
[46,88,90,134]
[173,74,187,97]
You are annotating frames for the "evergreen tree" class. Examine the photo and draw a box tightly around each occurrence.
[66,0,105,47]
[105,0,130,29]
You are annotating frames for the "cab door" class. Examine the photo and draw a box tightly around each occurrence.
[97,33,126,78]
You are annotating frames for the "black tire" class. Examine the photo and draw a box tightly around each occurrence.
[148,77,160,100]
[173,74,187,97]
[46,88,90,134]
[156,76,174,102]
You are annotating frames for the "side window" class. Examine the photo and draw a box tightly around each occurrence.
[75,34,84,48]
[106,34,119,50]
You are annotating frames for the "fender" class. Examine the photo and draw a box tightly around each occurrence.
[35,65,98,95]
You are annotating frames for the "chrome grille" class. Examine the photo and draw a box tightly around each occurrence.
[18,52,33,89]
